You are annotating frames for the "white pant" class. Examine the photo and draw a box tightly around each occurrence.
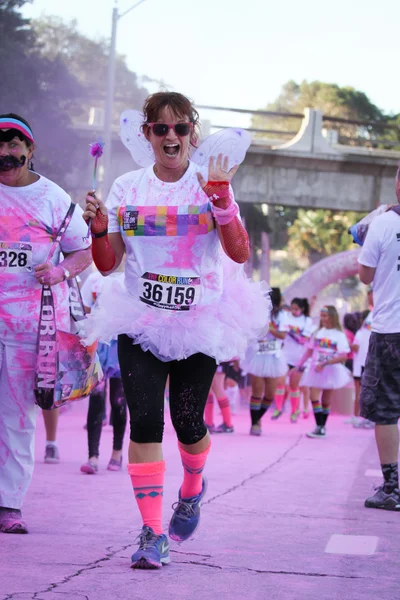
[0,327,38,509]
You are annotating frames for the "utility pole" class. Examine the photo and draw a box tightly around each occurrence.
[102,0,146,198]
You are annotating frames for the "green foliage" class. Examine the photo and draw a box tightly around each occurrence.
[252,80,387,142]
[0,4,148,187]
[0,1,82,186]
[288,209,366,263]
[32,16,148,123]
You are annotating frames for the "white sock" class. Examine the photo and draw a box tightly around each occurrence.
[46,440,58,448]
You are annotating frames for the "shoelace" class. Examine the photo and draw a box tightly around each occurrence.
[171,499,196,521]
[136,528,159,550]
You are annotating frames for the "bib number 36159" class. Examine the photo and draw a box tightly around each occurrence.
[0,242,33,272]
[139,272,201,311]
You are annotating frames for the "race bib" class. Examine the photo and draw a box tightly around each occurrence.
[257,339,282,355]
[139,272,201,311]
[317,351,330,364]
[0,242,33,273]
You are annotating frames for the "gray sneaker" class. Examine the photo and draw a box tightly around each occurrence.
[44,445,60,464]
[214,423,234,433]
[365,485,400,511]
[250,423,262,436]
[306,426,326,439]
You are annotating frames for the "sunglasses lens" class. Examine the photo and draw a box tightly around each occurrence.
[174,123,191,136]
[152,124,169,136]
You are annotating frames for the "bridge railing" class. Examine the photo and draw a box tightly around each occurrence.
[196,104,400,150]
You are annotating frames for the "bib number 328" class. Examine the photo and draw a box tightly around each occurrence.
[0,242,33,272]
[139,272,201,311]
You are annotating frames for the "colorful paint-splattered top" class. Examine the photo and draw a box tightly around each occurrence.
[107,161,238,311]
[309,327,350,363]
[283,314,314,366]
[0,175,90,333]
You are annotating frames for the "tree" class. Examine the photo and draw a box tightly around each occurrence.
[287,209,366,264]
[32,16,149,125]
[0,1,82,186]
[251,80,388,143]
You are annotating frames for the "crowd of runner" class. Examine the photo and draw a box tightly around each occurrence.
[0,92,398,571]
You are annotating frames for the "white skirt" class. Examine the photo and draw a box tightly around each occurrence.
[242,347,288,379]
[83,268,270,363]
[300,363,352,390]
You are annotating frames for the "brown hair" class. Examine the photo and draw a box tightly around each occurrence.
[319,305,342,331]
[142,92,200,147]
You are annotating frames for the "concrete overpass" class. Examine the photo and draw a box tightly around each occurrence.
[68,109,400,211]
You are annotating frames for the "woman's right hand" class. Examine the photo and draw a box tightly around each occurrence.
[83,191,109,234]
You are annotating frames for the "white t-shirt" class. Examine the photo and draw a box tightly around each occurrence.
[106,161,238,312]
[283,313,314,366]
[0,174,90,334]
[359,211,400,333]
[256,309,288,355]
[353,312,372,376]
[309,327,350,365]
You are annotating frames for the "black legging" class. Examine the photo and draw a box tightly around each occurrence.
[118,334,217,445]
[86,378,127,458]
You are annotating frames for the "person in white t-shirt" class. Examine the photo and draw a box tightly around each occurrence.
[82,92,269,569]
[241,287,288,436]
[0,113,92,534]
[296,305,351,438]
[280,298,314,422]
[358,172,400,511]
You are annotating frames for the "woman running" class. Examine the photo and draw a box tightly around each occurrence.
[242,288,288,435]
[82,92,268,568]
[277,298,313,422]
[296,305,351,438]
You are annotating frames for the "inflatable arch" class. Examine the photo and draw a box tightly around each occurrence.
[283,248,361,302]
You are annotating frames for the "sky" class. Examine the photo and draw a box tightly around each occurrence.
[23,0,400,129]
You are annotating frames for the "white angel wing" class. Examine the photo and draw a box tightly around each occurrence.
[119,111,251,170]
[191,128,252,170]
[120,109,155,167]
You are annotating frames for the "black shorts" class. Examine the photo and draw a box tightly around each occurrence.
[221,361,246,386]
[360,332,400,425]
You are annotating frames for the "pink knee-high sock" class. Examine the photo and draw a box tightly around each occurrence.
[204,393,214,427]
[127,461,165,535]
[289,388,301,414]
[217,395,232,427]
[179,442,211,499]
[274,385,285,411]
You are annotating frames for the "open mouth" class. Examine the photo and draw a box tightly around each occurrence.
[163,143,180,158]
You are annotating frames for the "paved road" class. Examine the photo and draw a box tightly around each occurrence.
[1,401,399,600]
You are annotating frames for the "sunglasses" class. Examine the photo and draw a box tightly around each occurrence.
[146,122,193,137]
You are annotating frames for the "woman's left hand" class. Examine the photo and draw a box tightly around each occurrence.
[34,262,65,286]
[197,153,239,188]
[315,363,325,373]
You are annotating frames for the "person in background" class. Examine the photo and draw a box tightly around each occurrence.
[351,308,374,429]
[204,367,234,434]
[80,271,127,473]
[279,298,313,422]
[296,306,351,438]
[241,287,287,435]
[358,173,400,510]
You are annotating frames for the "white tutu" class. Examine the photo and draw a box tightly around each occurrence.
[241,346,288,378]
[83,269,270,363]
[300,363,352,390]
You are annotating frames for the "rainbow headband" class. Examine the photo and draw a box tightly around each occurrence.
[0,118,34,143]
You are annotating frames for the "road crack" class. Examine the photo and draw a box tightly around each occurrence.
[203,434,303,505]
